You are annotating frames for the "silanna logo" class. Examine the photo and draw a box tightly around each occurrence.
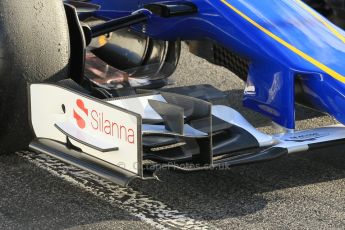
[73,99,135,144]
[73,99,88,129]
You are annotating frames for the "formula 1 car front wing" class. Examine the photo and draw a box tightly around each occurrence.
[29,83,345,186]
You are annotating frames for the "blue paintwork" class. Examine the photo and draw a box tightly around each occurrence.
[86,0,345,129]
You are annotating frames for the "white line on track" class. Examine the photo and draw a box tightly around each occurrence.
[17,151,213,230]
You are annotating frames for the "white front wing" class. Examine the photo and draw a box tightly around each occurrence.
[30,84,142,175]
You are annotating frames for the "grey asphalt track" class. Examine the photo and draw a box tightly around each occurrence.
[1,45,345,229]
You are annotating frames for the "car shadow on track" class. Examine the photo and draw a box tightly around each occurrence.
[131,146,345,221]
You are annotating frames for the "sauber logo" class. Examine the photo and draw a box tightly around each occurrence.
[73,99,88,129]
[73,99,135,144]
[284,132,329,142]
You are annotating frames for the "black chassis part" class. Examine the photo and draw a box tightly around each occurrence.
[64,3,181,89]
[91,28,181,85]
[80,11,181,86]
[64,3,86,84]
[188,40,249,82]
[144,2,198,18]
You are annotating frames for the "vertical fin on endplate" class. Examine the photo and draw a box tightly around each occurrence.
[149,93,213,166]
[148,100,184,135]
[160,92,211,120]
[161,92,213,165]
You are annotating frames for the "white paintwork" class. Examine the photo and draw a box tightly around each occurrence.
[30,84,140,174]
[108,95,166,120]
[143,124,207,137]
[212,106,345,153]
[212,105,276,147]
[275,125,345,153]
[55,121,118,151]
